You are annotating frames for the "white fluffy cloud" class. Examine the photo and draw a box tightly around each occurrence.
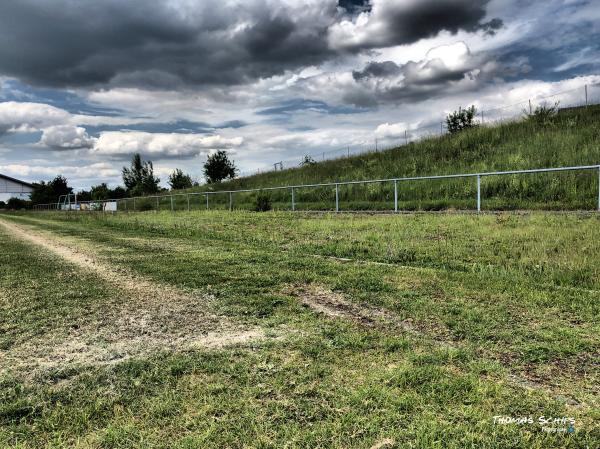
[0,101,70,133]
[40,125,95,149]
[92,131,243,157]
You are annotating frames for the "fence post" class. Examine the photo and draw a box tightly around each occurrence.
[585,84,588,106]
[133,197,136,211]
[229,192,233,211]
[291,187,295,211]
[206,193,209,210]
[477,175,481,213]
[156,197,159,211]
[187,194,190,212]
[170,195,174,212]
[597,166,600,212]
[394,180,398,213]
[335,184,339,212]
[529,99,532,115]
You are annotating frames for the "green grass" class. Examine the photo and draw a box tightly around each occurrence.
[131,105,600,212]
[1,210,598,447]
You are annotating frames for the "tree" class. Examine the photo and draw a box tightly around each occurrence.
[446,105,477,134]
[168,169,193,190]
[77,190,92,201]
[203,150,236,184]
[122,153,160,196]
[30,175,73,204]
[90,183,111,200]
[0,201,6,209]
[89,183,126,200]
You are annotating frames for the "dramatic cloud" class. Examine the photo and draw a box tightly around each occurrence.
[329,0,502,51]
[0,0,339,89]
[0,0,599,190]
[91,131,243,157]
[346,42,496,105]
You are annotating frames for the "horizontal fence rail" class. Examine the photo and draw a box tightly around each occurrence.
[33,164,600,213]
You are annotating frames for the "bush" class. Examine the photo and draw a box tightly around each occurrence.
[254,192,272,212]
[526,101,559,126]
[446,105,477,134]
[6,197,29,210]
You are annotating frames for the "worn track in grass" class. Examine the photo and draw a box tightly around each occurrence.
[0,218,272,376]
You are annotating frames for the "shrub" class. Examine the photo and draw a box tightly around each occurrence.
[446,105,477,134]
[254,192,272,212]
[525,101,559,126]
[301,155,317,166]
[6,197,29,210]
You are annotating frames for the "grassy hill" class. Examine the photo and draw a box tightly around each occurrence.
[156,105,600,211]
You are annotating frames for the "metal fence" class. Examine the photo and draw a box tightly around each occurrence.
[33,164,600,213]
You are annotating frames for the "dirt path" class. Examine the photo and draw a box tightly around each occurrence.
[0,218,271,376]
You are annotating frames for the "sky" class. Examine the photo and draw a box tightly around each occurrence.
[0,0,599,193]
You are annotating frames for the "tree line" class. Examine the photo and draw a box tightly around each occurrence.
[1,150,237,209]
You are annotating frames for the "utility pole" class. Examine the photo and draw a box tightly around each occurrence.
[347,146,350,157]
[585,84,588,106]
[529,99,532,115]
[375,138,378,152]
[481,110,484,124]
[404,130,408,146]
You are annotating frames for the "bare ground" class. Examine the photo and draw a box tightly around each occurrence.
[0,219,275,377]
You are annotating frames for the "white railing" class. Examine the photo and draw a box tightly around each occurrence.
[34,164,600,213]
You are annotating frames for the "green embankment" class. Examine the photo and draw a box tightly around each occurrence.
[138,105,600,212]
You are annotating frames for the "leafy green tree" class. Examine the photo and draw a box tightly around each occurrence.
[446,105,477,134]
[122,153,160,196]
[203,150,236,184]
[90,183,111,200]
[30,175,73,204]
[77,190,92,201]
[0,201,5,209]
[168,169,193,190]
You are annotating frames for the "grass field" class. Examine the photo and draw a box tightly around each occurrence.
[1,210,599,448]
[126,104,600,213]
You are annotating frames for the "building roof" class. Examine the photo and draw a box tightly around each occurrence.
[0,173,34,188]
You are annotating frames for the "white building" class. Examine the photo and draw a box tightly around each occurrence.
[0,173,34,203]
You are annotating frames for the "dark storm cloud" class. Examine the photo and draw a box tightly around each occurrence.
[329,0,502,51]
[346,43,494,106]
[0,0,337,89]
[257,98,366,116]
[0,0,501,90]
[352,61,401,80]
